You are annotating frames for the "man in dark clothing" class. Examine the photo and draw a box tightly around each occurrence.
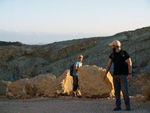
[104,40,132,111]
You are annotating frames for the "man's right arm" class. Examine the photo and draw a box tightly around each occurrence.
[104,58,112,79]
[74,66,78,72]
[74,62,78,72]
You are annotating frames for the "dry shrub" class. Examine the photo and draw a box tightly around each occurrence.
[135,73,150,101]
[142,85,150,101]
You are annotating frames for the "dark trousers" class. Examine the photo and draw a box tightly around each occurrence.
[113,75,130,108]
[73,75,78,91]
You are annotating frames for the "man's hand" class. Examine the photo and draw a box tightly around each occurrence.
[74,66,78,72]
[104,59,112,80]
[126,58,132,81]
[127,74,132,80]
[104,74,107,79]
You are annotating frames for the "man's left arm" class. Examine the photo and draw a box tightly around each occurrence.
[126,58,132,80]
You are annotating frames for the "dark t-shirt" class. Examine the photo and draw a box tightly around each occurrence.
[109,49,130,75]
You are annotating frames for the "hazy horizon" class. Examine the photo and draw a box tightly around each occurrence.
[0,26,149,45]
[0,0,150,44]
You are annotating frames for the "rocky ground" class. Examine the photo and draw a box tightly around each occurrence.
[0,96,149,113]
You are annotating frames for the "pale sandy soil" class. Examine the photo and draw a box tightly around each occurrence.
[0,96,150,113]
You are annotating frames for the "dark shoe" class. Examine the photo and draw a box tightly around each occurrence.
[113,107,121,111]
[126,106,131,111]
[72,91,76,97]
[72,93,75,97]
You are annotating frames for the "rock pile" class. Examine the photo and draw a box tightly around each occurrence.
[1,65,115,99]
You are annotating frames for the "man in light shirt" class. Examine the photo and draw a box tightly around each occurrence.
[72,55,83,96]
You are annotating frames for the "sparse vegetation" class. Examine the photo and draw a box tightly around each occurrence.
[135,73,150,101]
[142,85,150,101]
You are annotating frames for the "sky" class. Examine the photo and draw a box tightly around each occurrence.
[0,0,150,44]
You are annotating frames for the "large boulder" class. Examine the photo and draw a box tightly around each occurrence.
[7,78,28,98]
[44,70,70,97]
[78,65,114,98]
[61,70,73,95]
[0,80,12,95]
[25,74,56,97]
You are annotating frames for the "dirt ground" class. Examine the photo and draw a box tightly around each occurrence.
[0,96,150,113]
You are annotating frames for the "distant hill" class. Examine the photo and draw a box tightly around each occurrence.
[0,26,150,96]
[0,41,27,46]
[0,26,150,82]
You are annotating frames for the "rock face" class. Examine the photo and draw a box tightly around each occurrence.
[0,27,150,96]
[25,74,56,97]
[0,81,11,95]
[78,65,114,98]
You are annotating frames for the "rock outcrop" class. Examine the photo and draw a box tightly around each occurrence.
[78,65,114,98]
[0,26,150,96]
[0,41,26,46]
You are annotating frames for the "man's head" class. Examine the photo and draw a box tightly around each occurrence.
[78,55,83,62]
[109,40,121,51]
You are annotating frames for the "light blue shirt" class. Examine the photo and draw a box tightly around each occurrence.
[73,61,82,76]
